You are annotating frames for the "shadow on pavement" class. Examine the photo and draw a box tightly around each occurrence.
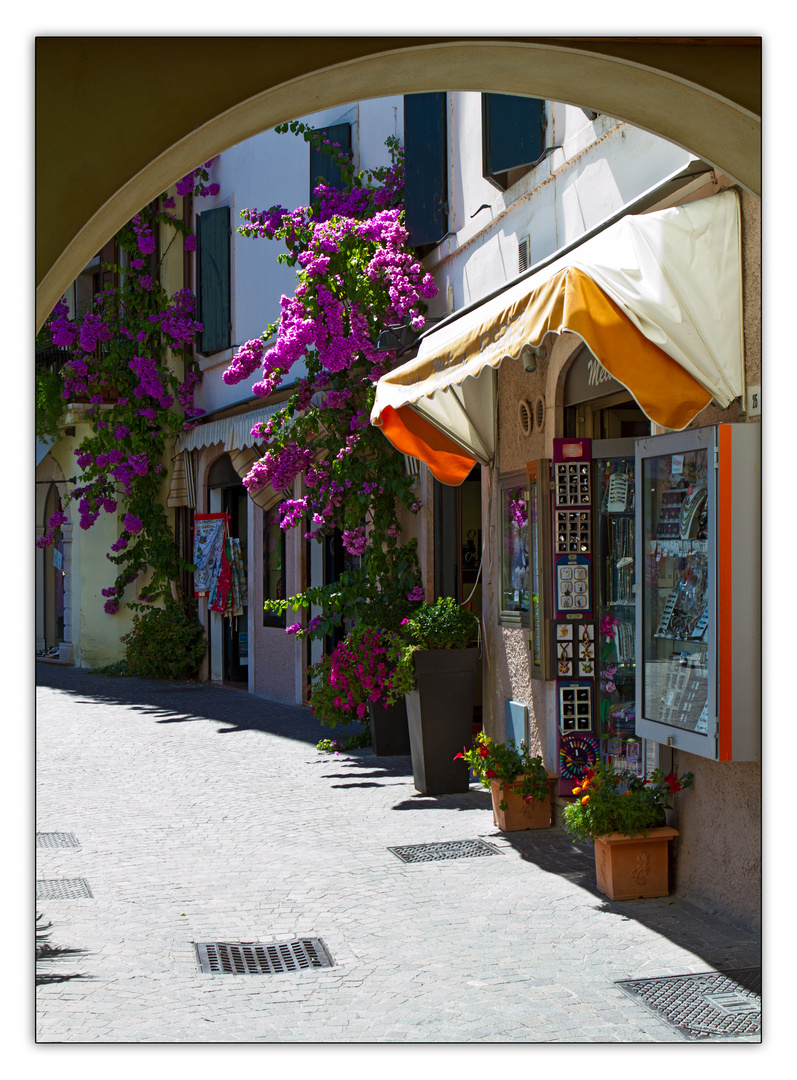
[36,914,92,986]
[490,828,761,974]
[36,662,336,748]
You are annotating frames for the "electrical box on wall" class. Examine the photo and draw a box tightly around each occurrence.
[635,424,760,761]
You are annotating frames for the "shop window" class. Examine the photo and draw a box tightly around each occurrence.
[482,94,546,191]
[499,475,530,626]
[309,122,352,200]
[263,506,287,627]
[403,92,448,249]
[197,205,231,354]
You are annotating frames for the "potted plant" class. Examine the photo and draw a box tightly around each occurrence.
[562,760,694,900]
[456,732,555,831]
[395,597,481,795]
[307,623,414,753]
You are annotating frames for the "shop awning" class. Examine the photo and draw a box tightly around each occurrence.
[371,190,743,485]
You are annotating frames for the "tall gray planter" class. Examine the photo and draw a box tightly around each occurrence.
[405,647,480,795]
[369,697,411,756]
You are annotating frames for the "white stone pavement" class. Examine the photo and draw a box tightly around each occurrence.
[35,664,761,1046]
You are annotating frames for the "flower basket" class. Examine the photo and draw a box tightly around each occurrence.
[593,827,679,900]
[489,774,555,831]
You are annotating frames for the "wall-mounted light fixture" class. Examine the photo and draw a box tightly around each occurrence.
[520,342,548,373]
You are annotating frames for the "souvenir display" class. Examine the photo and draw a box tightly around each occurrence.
[636,424,761,761]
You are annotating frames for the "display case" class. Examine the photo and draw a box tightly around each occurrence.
[593,440,656,776]
[635,424,760,761]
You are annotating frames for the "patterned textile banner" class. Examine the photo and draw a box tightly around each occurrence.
[193,514,228,597]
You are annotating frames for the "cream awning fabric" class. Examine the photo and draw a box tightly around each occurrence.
[371,190,743,485]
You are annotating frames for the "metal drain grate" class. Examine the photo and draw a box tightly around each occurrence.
[388,838,502,864]
[617,968,761,1040]
[36,878,93,899]
[195,939,334,975]
[36,832,80,849]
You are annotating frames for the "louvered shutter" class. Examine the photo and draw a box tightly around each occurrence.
[403,93,448,249]
[309,123,352,198]
[197,206,230,354]
[482,95,546,189]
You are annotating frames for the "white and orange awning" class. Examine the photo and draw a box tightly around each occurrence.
[371,190,744,485]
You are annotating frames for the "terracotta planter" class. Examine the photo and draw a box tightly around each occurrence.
[369,698,411,757]
[490,776,555,831]
[405,647,480,795]
[593,826,679,900]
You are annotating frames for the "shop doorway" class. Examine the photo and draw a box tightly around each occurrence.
[40,481,66,653]
[433,464,483,726]
[563,387,656,776]
[207,454,249,686]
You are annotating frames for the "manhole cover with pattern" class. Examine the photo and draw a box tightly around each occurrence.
[195,939,334,975]
[36,878,93,899]
[616,968,761,1039]
[388,838,502,864]
[37,832,80,849]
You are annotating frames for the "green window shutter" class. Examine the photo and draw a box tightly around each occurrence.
[403,92,448,249]
[197,206,230,354]
[482,94,546,190]
[309,122,352,199]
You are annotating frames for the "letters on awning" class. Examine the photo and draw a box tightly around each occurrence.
[371,190,743,485]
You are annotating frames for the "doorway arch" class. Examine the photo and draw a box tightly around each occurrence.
[36,36,761,329]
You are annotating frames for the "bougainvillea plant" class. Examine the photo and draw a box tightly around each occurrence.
[222,122,434,638]
[36,163,218,612]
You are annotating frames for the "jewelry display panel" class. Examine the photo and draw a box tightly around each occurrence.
[554,461,591,506]
[556,559,590,613]
[558,681,593,735]
[555,509,591,554]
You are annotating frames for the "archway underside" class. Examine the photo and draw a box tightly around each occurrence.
[36,36,761,330]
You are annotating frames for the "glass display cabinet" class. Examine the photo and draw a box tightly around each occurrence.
[635,424,760,761]
[525,459,553,680]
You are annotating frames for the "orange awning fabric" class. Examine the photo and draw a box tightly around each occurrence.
[371,190,742,486]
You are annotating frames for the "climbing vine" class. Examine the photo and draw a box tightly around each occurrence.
[224,123,435,637]
[36,161,219,612]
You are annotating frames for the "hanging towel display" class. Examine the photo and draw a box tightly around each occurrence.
[193,513,229,598]
[225,537,247,618]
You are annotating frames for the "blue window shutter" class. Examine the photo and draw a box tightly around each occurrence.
[403,92,448,248]
[482,94,546,188]
[197,206,230,354]
[309,123,352,198]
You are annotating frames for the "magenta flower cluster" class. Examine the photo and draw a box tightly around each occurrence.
[226,133,435,559]
[319,627,402,720]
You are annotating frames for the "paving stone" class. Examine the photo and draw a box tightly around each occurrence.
[36,664,761,1044]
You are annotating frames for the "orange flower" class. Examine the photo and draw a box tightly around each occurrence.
[581,795,590,805]
[572,785,582,796]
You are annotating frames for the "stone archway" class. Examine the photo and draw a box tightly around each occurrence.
[36,36,761,329]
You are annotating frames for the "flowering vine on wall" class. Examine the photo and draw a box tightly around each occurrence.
[36,161,219,613]
[223,123,435,638]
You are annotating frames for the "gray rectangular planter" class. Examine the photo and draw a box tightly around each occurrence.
[405,647,480,794]
[369,697,411,756]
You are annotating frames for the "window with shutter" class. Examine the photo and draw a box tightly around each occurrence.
[197,206,231,354]
[309,122,352,200]
[403,92,448,249]
[482,94,546,191]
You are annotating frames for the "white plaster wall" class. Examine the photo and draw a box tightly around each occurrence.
[193,98,404,419]
[425,94,696,321]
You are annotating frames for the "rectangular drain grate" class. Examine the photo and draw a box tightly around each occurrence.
[36,878,93,899]
[36,832,80,849]
[616,968,761,1040]
[388,838,502,864]
[195,939,333,975]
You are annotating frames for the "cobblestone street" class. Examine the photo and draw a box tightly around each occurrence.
[35,663,762,1051]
